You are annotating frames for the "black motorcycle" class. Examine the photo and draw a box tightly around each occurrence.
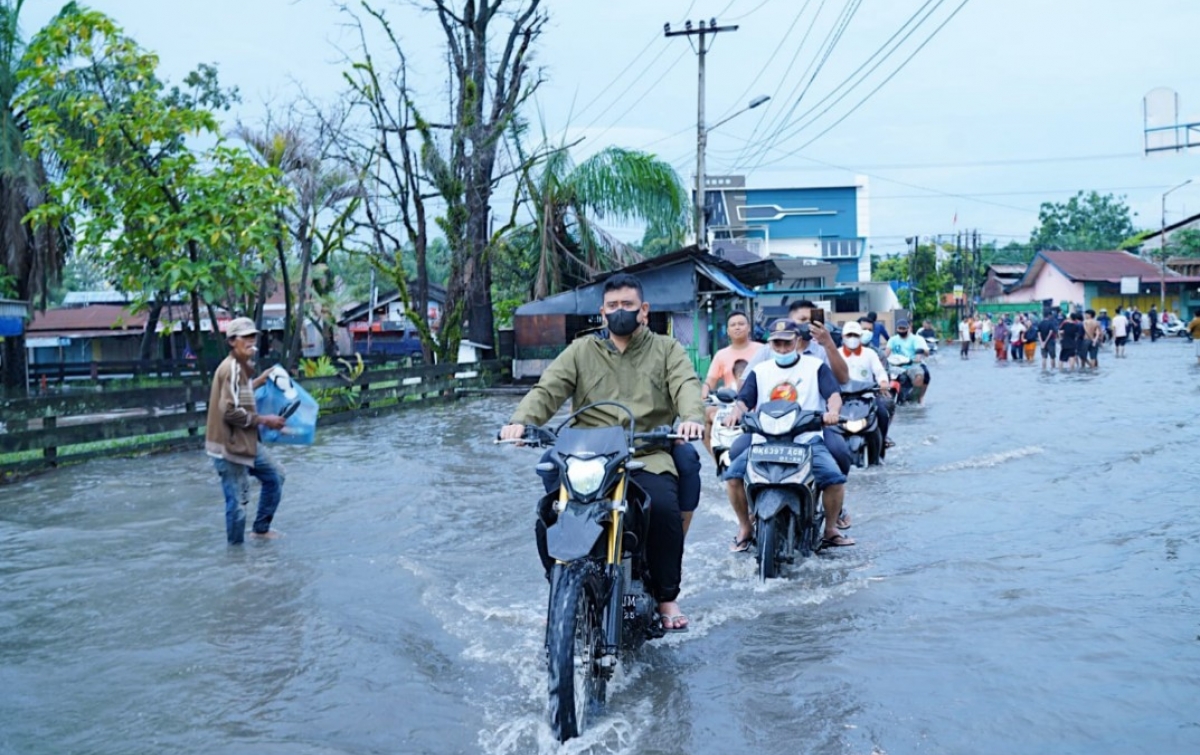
[739,399,826,580]
[833,380,884,467]
[502,401,683,742]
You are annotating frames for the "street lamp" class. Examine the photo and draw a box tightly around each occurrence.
[1160,178,1192,311]
[696,95,770,249]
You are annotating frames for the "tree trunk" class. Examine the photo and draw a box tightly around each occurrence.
[288,223,312,364]
[138,298,165,361]
[1,334,27,394]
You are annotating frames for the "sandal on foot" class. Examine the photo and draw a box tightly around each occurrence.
[659,613,690,633]
[730,535,754,553]
[836,511,851,530]
[819,534,856,549]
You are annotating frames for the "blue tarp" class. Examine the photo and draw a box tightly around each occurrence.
[695,262,756,298]
[0,316,24,336]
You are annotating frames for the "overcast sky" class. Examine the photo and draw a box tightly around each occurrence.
[23,0,1200,255]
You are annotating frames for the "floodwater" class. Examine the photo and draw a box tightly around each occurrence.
[2,337,1199,755]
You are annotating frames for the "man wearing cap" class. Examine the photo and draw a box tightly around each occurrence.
[839,320,893,451]
[885,320,931,405]
[721,319,853,551]
[205,317,289,544]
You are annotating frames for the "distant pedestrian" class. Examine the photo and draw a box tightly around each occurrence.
[959,317,971,358]
[981,314,993,346]
[1149,306,1160,341]
[994,317,1009,361]
[1059,313,1081,370]
[1188,309,1200,364]
[1009,316,1026,361]
[1036,311,1058,370]
[1129,307,1142,342]
[1082,309,1102,368]
[1111,308,1129,358]
[1023,314,1039,362]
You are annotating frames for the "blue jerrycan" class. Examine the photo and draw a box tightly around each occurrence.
[254,366,319,445]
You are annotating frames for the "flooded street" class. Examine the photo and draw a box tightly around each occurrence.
[2,337,1199,755]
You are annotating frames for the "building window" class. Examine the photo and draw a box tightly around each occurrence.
[822,239,860,258]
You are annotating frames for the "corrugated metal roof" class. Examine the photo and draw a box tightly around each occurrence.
[1019,250,1175,288]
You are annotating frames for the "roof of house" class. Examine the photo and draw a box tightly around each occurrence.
[987,263,1028,275]
[1138,211,1200,242]
[28,304,147,338]
[338,281,448,325]
[1013,250,1176,289]
[515,246,783,317]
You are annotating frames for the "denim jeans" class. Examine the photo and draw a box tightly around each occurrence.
[213,449,285,544]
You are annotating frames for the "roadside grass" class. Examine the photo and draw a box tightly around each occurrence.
[0,429,197,466]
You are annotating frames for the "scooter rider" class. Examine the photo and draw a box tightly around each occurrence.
[499,273,705,633]
[722,320,853,551]
[839,321,893,450]
[885,319,931,405]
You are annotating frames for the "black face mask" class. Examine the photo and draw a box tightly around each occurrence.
[897,330,909,337]
[606,308,641,336]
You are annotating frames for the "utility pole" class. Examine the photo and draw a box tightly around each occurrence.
[665,18,738,249]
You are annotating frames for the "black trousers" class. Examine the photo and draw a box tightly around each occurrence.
[535,460,684,603]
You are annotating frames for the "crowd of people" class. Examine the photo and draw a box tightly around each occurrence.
[952,305,1200,370]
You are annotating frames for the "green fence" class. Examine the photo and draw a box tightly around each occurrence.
[0,360,505,481]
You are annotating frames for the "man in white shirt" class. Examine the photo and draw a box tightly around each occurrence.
[839,321,893,451]
[1111,307,1129,358]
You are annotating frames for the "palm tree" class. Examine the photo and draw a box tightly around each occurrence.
[517,146,690,299]
[0,0,71,388]
[234,118,362,367]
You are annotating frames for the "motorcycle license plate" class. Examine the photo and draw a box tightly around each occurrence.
[749,444,809,463]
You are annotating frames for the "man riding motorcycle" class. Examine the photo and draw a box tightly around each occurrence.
[499,273,704,632]
[885,319,931,405]
[839,321,893,451]
[721,320,853,551]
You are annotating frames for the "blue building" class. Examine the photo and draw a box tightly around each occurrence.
[706,174,870,283]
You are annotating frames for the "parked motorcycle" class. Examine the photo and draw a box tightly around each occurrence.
[739,399,826,580]
[707,387,743,478]
[501,402,684,742]
[833,380,884,467]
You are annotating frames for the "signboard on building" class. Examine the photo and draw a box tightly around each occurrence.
[1119,276,1140,295]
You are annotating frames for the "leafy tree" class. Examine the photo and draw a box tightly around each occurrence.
[509,145,689,299]
[0,0,71,388]
[235,113,361,367]
[1169,228,1200,257]
[1029,191,1137,251]
[340,0,545,363]
[870,241,949,325]
[20,6,289,357]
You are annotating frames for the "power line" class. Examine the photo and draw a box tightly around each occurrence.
[708,0,814,125]
[737,0,947,170]
[583,47,690,147]
[571,1,697,126]
[760,0,974,166]
[725,0,825,168]
[742,0,865,173]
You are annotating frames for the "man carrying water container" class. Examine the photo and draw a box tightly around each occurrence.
[205,317,289,544]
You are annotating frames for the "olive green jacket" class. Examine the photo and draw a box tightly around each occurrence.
[510,327,705,476]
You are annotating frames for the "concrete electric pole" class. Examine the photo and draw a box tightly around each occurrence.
[665,18,738,250]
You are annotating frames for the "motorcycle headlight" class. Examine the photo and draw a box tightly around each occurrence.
[758,409,797,436]
[843,418,867,433]
[565,457,607,496]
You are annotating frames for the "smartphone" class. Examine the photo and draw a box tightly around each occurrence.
[810,308,825,325]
